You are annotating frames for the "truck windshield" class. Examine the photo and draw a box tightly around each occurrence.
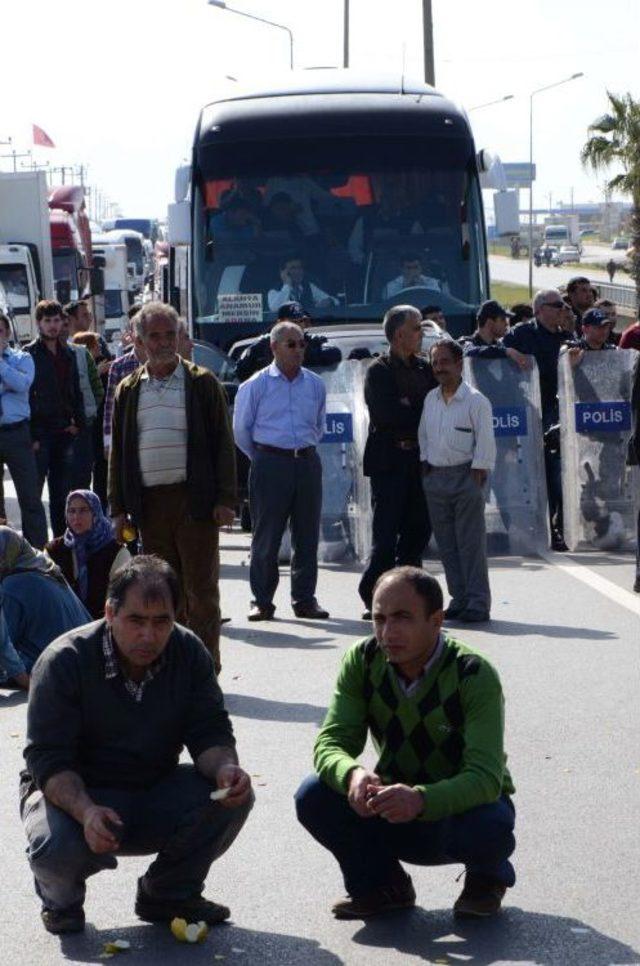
[123,238,144,274]
[104,289,123,318]
[52,252,80,300]
[0,264,30,313]
[193,144,486,336]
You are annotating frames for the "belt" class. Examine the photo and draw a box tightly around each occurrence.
[395,439,419,451]
[255,443,315,458]
[0,419,29,432]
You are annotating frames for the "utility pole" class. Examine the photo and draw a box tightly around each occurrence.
[0,149,31,172]
[422,0,435,85]
[343,0,349,68]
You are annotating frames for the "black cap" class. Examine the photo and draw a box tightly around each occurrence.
[277,301,310,322]
[477,299,514,323]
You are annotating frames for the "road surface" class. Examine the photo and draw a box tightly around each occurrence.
[1,478,639,965]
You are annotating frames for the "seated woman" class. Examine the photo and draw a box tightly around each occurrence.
[0,526,92,689]
[45,490,130,620]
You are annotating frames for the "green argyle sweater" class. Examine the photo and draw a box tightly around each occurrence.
[314,634,515,822]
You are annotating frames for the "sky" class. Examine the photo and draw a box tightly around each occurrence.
[2,0,639,218]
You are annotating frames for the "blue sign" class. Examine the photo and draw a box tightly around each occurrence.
[322,412,353,444]
[575,401,631,433]
[492,406,528,437]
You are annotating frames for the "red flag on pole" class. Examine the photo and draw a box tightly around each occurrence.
[32,124,55,148]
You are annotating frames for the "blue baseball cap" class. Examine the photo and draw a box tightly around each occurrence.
[582,308,611,327]
[277,301,310,322]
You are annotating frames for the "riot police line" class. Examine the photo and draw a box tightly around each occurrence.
[313,349,639,561]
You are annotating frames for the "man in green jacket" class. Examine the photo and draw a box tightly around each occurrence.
[295,566,516,920]
[108,302,236,673]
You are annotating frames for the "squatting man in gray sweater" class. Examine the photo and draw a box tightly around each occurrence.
[20,555,253,935]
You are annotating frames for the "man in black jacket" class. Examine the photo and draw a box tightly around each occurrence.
[25,300,85,537]
[358,306,437,617]
[235,302,342,382]
[21,555,252,935]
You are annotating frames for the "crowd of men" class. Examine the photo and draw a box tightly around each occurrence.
[1,273,639,941]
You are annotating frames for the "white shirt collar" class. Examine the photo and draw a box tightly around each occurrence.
[435,379,470,403]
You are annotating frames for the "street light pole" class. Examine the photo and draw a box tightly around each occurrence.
[468,94,514,112]
[528,72,584,297]
[343,0,349,68]
[422,0,435,85]
[207,0,294,69]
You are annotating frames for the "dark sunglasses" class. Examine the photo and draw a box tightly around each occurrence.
[284,340,306,349]
[543,301,565,309]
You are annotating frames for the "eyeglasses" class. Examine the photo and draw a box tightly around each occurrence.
[284,340,306,349]
[543,301,565,309]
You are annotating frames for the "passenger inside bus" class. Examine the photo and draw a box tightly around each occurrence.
[382,254,443,299]
[267,254,338,313]
[209,197,260,241]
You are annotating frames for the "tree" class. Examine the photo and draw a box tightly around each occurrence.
[581,91,640,306]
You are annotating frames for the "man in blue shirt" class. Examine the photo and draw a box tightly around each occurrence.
[0,312,48,547]
[233,321,329,621]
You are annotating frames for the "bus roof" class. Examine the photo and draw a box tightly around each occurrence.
[197,70,470,147]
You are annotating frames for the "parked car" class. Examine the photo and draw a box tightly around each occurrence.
[552,245,581,266]
[612,236,629,250]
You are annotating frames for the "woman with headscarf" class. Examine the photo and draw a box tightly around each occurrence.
[45,490,130,619]
[0,526,91,689]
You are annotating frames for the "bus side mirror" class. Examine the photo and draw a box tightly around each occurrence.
[55,279,71,304]
[89,267,105,296]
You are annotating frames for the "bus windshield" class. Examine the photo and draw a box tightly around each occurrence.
[123,238,144,274]
[193,143,487,336]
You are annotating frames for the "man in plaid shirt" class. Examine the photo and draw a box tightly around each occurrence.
[103,346,143,457]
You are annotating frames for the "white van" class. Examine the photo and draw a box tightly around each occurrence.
[93,244,131,343]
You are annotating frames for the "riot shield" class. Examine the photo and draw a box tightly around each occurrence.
[464,356,549,555]
[313,360,372,563]
[558,349,639,552]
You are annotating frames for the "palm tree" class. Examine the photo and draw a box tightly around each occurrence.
[581,91,640,305]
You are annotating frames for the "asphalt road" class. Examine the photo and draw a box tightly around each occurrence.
[489,254,631,294]
[1,486,639,965]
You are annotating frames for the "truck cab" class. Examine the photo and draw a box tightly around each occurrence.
[0,244,42,342]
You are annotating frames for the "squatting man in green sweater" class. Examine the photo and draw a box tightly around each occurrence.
[295,566,516,920]
[20,555,253,935]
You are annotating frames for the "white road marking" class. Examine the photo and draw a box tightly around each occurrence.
[539,549,640,617]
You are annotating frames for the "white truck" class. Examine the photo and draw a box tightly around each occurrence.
[543,214,581,249]
[92,242,131,343]
[0,171,55,342]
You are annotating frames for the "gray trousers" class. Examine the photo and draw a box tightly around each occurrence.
[248,448,322,607]
[22,764,252,911]
[423,463,491,613]
[0,422,48,548]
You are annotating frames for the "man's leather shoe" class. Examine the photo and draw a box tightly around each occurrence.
[135,878,230,925]
[551,530,568,552]
[332,871,416,919]
[361,609,372,620]
[458,609,490,623]
[41,906,85,934]
[453,871,506,918]
[444,605,465,619]
[293,599,329,619]
[248,603,275,621]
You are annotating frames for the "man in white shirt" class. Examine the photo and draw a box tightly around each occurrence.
[418,340,496,622]
[268,255,337,314]
[383,255,441,301]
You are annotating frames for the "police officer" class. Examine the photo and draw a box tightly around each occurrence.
[460,300,529,369]
[358,305,436,618]
[503,289,575,551]
[235,302,341,383]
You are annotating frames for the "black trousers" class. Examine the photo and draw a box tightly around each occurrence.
[358,454,431,608]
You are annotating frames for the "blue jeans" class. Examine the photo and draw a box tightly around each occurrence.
[295,775,516,897]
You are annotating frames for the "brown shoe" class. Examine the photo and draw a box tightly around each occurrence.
[453,872,506,919]
[293,599,329,619]
[331,872,416,919]
[248,603,275,621]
